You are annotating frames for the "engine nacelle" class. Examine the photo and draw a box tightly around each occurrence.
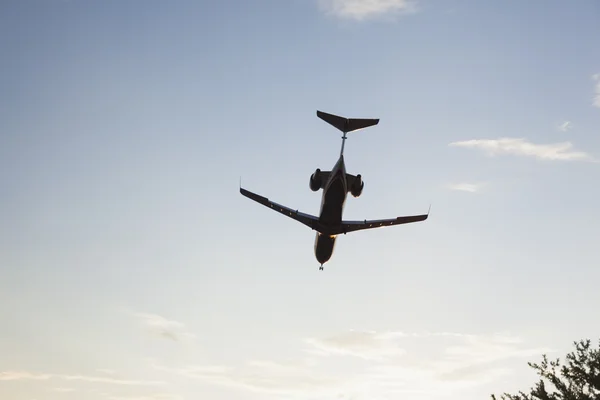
[310,168,322,191]
[350,174,364,197]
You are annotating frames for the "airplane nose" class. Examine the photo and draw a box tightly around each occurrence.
[316,254,329,264]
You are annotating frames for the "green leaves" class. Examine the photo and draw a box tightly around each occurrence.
[491,339,600,400]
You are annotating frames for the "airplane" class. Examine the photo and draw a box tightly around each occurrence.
[240,110,430,270]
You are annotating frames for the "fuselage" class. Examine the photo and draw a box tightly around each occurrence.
[314,155,348,265]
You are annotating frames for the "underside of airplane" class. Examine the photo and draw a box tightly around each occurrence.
[240,110,429,269]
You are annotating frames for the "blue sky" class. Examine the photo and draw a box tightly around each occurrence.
[1,1,600,399]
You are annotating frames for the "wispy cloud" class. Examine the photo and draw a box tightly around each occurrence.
[97,369,116,375]
[446,183,482,193]
[557,121,572,132]
[106,395,183,400]
[317,0,419,20]
[150,330,552,398]
[0,371,51,381]
[593,73,600,108]
[150,360,345,396]
[132,312,196,342]
[304,330,406,360]
[51,387,76,392]
[449,137,595,161]
[60,375,164,386]
[0,371,164,386]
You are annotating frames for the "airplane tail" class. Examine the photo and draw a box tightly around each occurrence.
[317,110,379,133]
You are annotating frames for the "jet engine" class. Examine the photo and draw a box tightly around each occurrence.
[350,174,364,197]
[310,168,322,191]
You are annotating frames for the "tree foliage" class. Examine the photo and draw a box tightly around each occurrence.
[491,339,600,400]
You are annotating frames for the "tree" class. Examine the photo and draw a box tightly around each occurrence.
[491,339,600,400]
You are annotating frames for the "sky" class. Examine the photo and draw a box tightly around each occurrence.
[1,0,600,399]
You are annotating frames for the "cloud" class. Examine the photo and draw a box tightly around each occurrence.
[593,73,600,108]
[51,387,76,392]
[304,330,406,360]
[317,0,419,20]
[0,371,51,381]
[349,331,552,396]
[60,375,164,386]
[107,395,182,400]
[434,333,552,377]
[446,183,482,193]
[363,363,512,396]
[150,360,347,396]
[557,121,572,132]
[132,312,196,342]
[97,369,116,375]
[0,371,164,386]
[150,331,552,399]
[449,137,595,161]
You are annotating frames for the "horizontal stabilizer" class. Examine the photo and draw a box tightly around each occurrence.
[317,110,379,133]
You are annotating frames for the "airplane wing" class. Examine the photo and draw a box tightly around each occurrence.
[240,187,320,231]
[336,208,430,234]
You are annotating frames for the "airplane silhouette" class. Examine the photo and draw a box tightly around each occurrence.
[240,110,429,270]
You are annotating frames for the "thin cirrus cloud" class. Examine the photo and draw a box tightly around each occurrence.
[132,312,196,342]
[557,121,572,132]
[51,387,76,393]
[304,329,406,360]
[0,371,164,386]
[149,360,346,396]
[449,137,595,162]
[317,0,419,20]
[106,394,183,400]
[97,369,117,375]
[0,371,51,381]
[149,330,553,398]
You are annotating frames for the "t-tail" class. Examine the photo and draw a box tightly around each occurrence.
[316,110,379,156]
